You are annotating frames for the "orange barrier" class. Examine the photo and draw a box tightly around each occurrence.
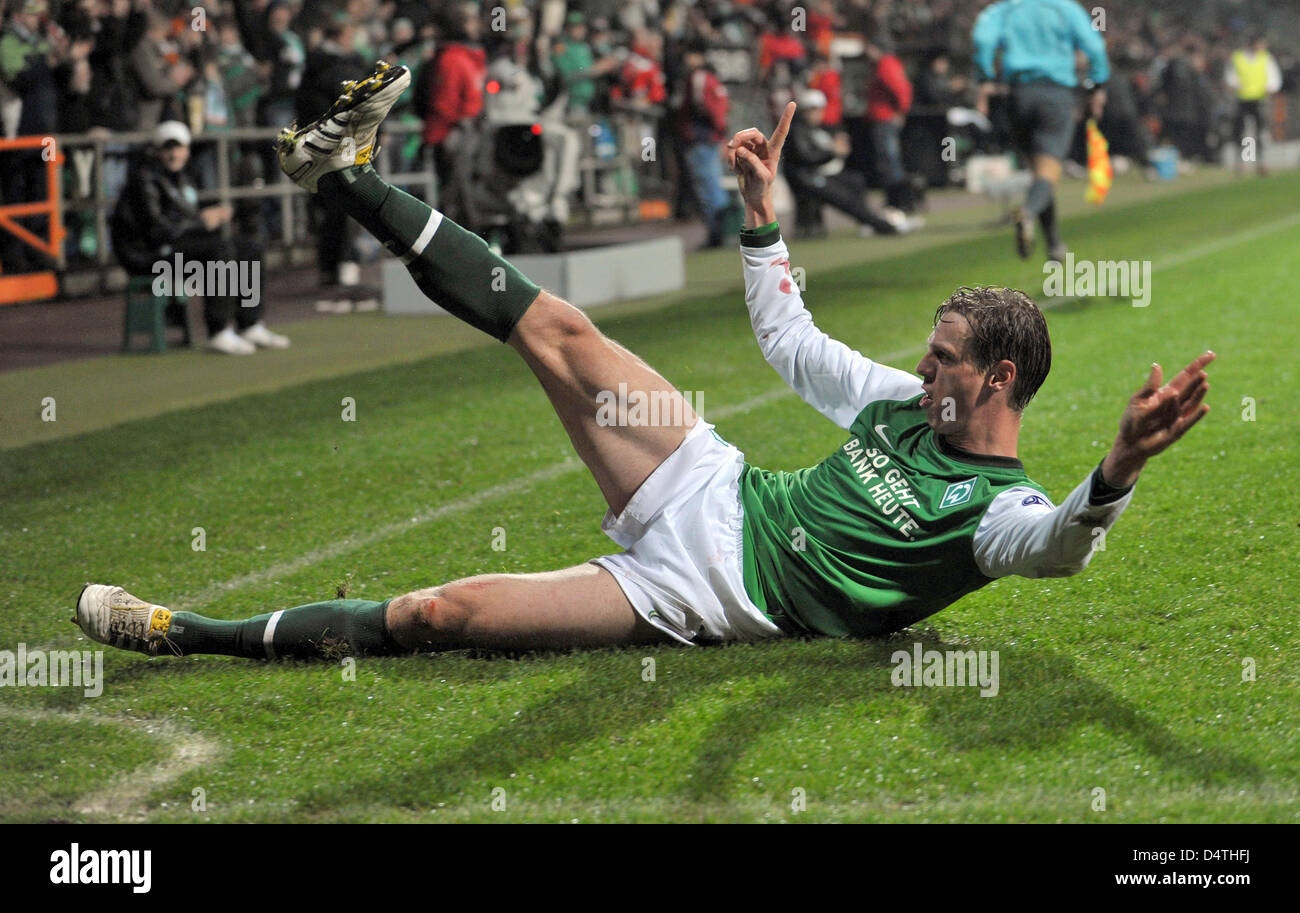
[0,135,65,305]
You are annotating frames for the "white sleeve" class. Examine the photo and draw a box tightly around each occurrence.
[1266,56,1283,94]
[741,234,923,430]
[972,471,1135,579]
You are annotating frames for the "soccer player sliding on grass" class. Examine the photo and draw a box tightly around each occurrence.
[74,64,1215,660]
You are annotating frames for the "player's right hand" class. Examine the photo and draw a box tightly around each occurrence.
[1101,351,1215,487]
[726,101,796,211]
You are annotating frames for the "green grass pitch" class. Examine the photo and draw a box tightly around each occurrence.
[1,171,1297,822]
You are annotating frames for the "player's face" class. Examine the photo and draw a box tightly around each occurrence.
[916,314,985,434]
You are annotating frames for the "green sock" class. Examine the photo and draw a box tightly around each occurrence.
[317,164,541,341]
[168,599,401,660]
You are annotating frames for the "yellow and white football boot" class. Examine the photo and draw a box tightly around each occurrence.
[276,60,411,192]
[73,584,177,656]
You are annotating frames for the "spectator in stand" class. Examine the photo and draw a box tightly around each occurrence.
[587,15,620,114]
[1225,33,1282,175]
[783,88,912,238]
[911,49,966,188]
[914,50,964,110]
[613,25,667,191]
[297,15,366,290]
[807,48,843,128]
[0,0,68,272]
[128,9,194,131]
[417,1,485,217]
[245,0,305,132]
[550,10,617,117]
[110,120,289,355]
[757,5,807,89]
[613,27,667,110]
[79,0,149,132]
[671,35,731,249]
[1156,39,1211,163]
[863,34,913,211]
[379,15,432,175]
[56,38,96,133]
[215,16,265,131]
[805,0,838,58]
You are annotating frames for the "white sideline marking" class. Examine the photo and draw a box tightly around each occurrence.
[0,706,221,822]
[183,212,1299,609]
[178,459,583,609]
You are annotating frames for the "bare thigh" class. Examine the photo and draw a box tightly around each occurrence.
[385,562,675,651]
[1033,154,1063,183]
[508,291,697,516]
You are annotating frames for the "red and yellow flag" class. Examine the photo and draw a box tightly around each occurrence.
[1085,118,1113,205]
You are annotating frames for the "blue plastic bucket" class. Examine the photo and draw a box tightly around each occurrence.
[1151,146,1179,180]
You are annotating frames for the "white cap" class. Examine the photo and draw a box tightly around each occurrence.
[798,89,828,109]
[153,120,192,148]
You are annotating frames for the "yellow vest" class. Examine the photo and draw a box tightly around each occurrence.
[1232,50,1270,101]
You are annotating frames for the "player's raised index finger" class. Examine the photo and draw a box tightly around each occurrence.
[768,101,797,154]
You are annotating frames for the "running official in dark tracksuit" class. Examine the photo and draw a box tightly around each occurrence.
[973,0,1109,263]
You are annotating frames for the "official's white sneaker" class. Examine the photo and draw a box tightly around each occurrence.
[880,207,922,234]
[208,326,257,355]
[73,584,177,656]
[276,60,411,192]
[241,321,290,349]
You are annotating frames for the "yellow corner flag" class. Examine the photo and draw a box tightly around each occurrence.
[1085,118,1113,205]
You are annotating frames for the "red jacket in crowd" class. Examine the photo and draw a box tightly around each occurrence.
[674,65,729,143]
[806,11,834,56]
[809,66,843,126]
[612,45,667,106]
[422,42,486,146]
[759,31,806,76]
[866,53,912,122]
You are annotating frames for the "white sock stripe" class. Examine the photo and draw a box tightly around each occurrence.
[409,210,443,259]
[262,610,284,661]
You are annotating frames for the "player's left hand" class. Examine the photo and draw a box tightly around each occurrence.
[726,101,796,211]
[1102,351,1215,487]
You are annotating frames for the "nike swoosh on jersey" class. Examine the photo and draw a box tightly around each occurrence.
[873,424,894,448]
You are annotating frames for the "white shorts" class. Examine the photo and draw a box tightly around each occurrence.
[590,420,785,645]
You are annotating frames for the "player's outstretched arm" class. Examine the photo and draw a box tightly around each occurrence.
[729,103,922,429]
[1100,351,1215,488]
[974,351,1215,580]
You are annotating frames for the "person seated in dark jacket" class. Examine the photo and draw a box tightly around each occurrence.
[783,90,915,238]
[111,121,289,355]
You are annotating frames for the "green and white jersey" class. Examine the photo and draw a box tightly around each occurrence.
[737,226,1135,637]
